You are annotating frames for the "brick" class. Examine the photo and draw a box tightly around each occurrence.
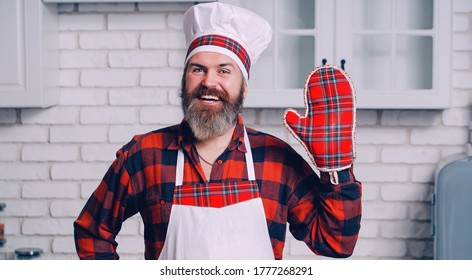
[0,126,48,143]
[360,183,379,201]
[353,239,407,258]
[362,202,408,220]
[380,184,431,202]
[109,125,161,143]
[0,144,19,161]
[260,109,285,125]
[0,164,49,180]
[3,200,48,217]
[51,200,85,217]
[354,165,408,183]
[140,32,186,49]
[381,221,430,239]
[81,144,122,162]
[168,89,182,106]
[380,110,440,126]
[358,220,378,238]
[453,35,472,51]
[59,88,108,106]
[253,126,288,142]
[356,110,378,126]
[141,69,182,87]
[81,70,138,87]
[5,236,50,254]
[442,108,471,126]
[80,107,136,125]
[409,202,431,221]
[57,3,75,13]
[138,3,192,12]
[22,182,78,199]
[59,33,77,50]
[408,240,433,259]
[21,107,79,125]
[22,218,75,235]
[355,145,377,163]
[453,15,469,32]
[115,236,145,254]
[356,127,408,145]
[2,219,20,235]
[169,50,186,68]
[451,89,471,107]
[80,33,137,49]
[381,147,438,164]
[109,51,167,68]
[59,14,105,31]
[52,236,76,254]
[411,165,436,183]
[108,14,166,30]
[452,52,470,70]
[453,0,472,12]
[109,88,168,106]
[51,163,109,180]
[60,50,108,68]
[168,13,184,30]
[139,106,183,125]
[410,128,468,145]
[21,144,78,162]
[81,181,100,199]
[441,147,467,158]
[241,109,256,125]
[60,70,80,87]
[119,218,140,235]
[0,182,20,198]
[50,126,108,143]
[78,3,135,12]
[0,109,18,124]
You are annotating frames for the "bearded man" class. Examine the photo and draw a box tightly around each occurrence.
[74,2,362,260]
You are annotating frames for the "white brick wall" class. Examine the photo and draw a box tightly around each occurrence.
[0,1,471,260]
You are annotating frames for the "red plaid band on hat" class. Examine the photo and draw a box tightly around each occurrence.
[284,66,356,172]
[187,34,251,77]
[173,181,260,208]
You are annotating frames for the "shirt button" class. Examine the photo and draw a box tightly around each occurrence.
[160,200,165,205]
[217,160,223,164]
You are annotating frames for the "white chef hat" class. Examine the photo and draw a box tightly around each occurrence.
[183,2,272,81]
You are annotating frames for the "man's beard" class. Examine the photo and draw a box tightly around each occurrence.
[181,82,245,142]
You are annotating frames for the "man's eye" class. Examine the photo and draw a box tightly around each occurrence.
[220,69,230,74]
[192,68,203,73]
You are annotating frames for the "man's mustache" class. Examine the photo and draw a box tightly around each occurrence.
[189,86,229,102]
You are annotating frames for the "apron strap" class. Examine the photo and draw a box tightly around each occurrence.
[175,126,256,186]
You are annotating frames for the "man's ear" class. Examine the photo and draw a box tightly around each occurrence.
[243,80,249,99]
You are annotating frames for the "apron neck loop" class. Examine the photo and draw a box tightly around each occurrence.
[176,126,255,186]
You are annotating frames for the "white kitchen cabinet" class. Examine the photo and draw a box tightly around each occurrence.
[221,0,451,109]
[0,0,59,108]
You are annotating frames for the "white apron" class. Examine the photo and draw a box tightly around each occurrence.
[158,127,274,260]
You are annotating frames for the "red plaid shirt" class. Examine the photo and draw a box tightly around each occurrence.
[74,116,362,260]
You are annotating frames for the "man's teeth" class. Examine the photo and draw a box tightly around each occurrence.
[200,95,220,101]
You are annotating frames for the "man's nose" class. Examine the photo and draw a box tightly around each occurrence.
[201,71,218,88]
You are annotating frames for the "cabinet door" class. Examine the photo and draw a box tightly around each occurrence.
[0,0,58,108]
[220,0,451,109]
[336,0,451,109]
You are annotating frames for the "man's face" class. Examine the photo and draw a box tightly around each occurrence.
[181,52,248,141]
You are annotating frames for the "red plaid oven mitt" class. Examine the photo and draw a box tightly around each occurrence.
[283,65,356,185]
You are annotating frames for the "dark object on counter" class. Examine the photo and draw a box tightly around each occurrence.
[433,156,472,259]
[0,223,5,245]
[14,248,43,259]
[0,203,5,212]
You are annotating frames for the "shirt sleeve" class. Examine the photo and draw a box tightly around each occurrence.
[73,146,138,260]
[287,166,362,258]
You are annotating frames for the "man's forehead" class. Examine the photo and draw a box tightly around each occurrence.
[187,52,239,68]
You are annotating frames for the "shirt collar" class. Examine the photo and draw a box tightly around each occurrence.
[167,115,248,153]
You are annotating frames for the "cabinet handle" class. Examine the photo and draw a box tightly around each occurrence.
[340,59,346,70]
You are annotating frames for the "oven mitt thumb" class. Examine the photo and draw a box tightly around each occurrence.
[283,65,356,185]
